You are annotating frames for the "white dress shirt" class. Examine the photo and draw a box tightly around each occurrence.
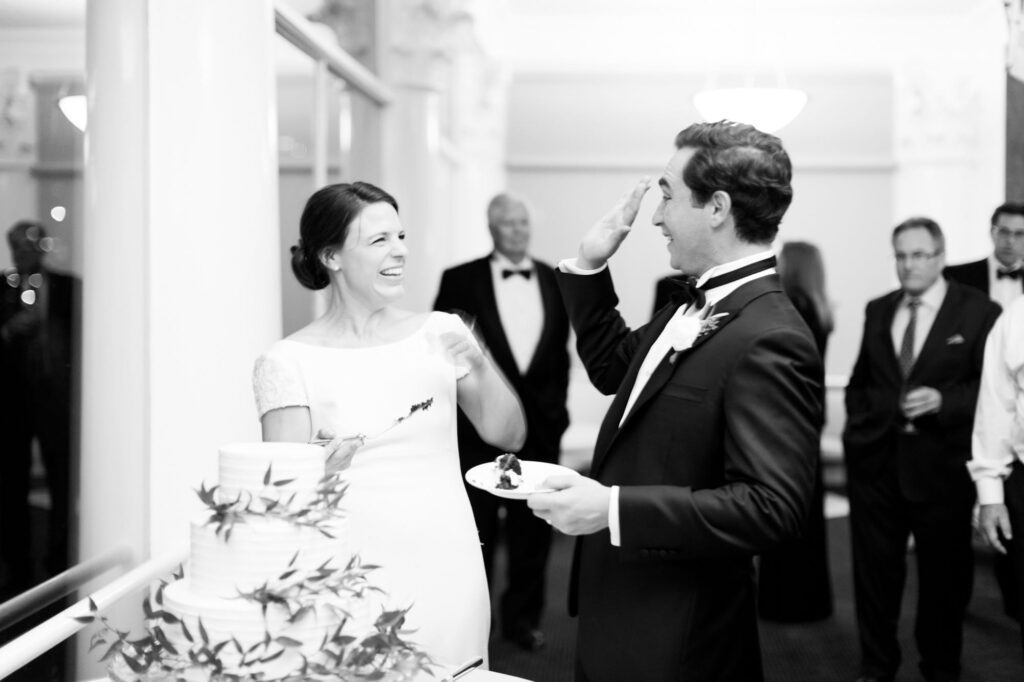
[968,296,1024,505]
[490,252,544,375]
[560,250,777,546]
[889,277,947,365]
[988,255,1024,312]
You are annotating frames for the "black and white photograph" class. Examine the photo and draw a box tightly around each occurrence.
[1,1,1023,681]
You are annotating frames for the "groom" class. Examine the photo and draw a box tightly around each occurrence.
[529,121,822,681]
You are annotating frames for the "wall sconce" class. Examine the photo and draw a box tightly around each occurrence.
[58,94,87,132]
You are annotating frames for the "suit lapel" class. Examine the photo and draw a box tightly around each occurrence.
[525,260,558,377]
[470,258,520,380]
[877,291,903,379]
[590,303,680,473]
[908,283,959,381]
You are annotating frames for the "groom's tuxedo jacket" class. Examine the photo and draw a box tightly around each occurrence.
[434,256,570,467]
[557,268,822,682]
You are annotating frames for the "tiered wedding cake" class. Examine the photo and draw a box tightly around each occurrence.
[160,442,362,677]
[93,442,430,681]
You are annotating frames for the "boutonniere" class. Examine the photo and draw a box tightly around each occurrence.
[696,312,729,342]
[666,312,730,364]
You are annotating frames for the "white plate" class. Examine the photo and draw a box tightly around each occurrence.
[464,460,579,500]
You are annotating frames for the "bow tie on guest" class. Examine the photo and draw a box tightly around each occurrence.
[668,256,778,309]
[996,266,1024,280]
[502,268,532,280]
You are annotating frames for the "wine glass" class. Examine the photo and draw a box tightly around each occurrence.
[899,385,918,435]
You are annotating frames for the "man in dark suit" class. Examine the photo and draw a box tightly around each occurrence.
[433,193,570,651]
[943,202,1024,312]
[528,121,822,681]
[0,220,79,598]
[944,201,1024,620]
[843,217,1001,682]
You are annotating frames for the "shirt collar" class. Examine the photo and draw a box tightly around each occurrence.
[989,254,1024,273]
[904,276,947,310]
[694,250,776,288]
[491,252,532,271]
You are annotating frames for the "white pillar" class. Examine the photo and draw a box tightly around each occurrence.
[78,0,280,677]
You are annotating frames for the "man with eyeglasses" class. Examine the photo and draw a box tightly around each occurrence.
[843,217,1001,682]
[945,202,1024,311]
[945,202,1024,622]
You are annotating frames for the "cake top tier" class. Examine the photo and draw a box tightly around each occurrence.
[217,442,325,503]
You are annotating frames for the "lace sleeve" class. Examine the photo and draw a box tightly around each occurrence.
[252,346,308,419]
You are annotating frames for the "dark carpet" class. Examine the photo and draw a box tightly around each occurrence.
[488,515,1024,682]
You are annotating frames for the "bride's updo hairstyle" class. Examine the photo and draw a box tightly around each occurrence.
[290,181,400,290]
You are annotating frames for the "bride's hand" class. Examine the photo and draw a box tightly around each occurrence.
[313,428,365,475]
[439,330,486,375]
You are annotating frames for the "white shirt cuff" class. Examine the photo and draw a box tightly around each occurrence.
[975,476,1006,506]
[558,257,608,275]
[608,485,621,546]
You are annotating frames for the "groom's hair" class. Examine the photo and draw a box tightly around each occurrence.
[674,121,793,245]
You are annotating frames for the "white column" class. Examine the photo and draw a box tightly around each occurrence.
[78,0,280,677]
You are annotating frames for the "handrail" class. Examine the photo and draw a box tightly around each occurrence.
[0,549,186,680]
[274,2,394,106]
[0,546,133,634]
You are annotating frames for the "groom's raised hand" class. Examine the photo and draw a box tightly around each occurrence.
[527,474,611,536]
[577,177,652,270]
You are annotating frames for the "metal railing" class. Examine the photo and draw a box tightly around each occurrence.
[0,546,133,635]
[0,548,186,679]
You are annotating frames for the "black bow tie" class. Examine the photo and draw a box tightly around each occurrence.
[996,267,1023,280]
[502,268,532,280]
[668,256,778,309]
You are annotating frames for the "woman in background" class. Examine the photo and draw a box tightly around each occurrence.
[758,240,835,622]
[253,181,525,667]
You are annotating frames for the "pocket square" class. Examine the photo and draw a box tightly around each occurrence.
[946,334,965,345]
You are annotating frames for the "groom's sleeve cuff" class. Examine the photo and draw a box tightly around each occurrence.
[609,485,621,546]
[558,258,609,275]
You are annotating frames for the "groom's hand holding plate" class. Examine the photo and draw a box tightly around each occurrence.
[527,474,612,536]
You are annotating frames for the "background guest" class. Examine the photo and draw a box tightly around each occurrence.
[0,220,79,598]
[433,193,571,652]
[969,295,1024,660]
[945,200,1024,620]
[944,202,1024,310]
[843,217,1001,682]
[758,240,834,622]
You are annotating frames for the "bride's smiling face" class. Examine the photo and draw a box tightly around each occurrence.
[334,201,408,303]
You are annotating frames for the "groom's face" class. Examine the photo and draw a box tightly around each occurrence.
[653,147,714,276]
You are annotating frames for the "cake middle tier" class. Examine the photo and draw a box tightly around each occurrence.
[188,515,348,598]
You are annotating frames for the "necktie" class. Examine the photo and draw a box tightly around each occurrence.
[898,297,921,379]
[996,267,1023,280]
[502,269,531,280]
[668,256,778,309]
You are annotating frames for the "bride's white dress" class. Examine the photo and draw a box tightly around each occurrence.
[252,312,490,667]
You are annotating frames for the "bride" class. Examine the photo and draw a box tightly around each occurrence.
[252,181,525,667]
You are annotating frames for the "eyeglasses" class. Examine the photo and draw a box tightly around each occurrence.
[894,251,942,265]
[992,226,1024,241]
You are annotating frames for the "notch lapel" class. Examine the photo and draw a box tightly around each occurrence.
[590,303,679,475]
[906,284,959,382]
[471,258,520,380]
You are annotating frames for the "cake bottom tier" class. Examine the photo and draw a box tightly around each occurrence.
[160,578,370,679]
